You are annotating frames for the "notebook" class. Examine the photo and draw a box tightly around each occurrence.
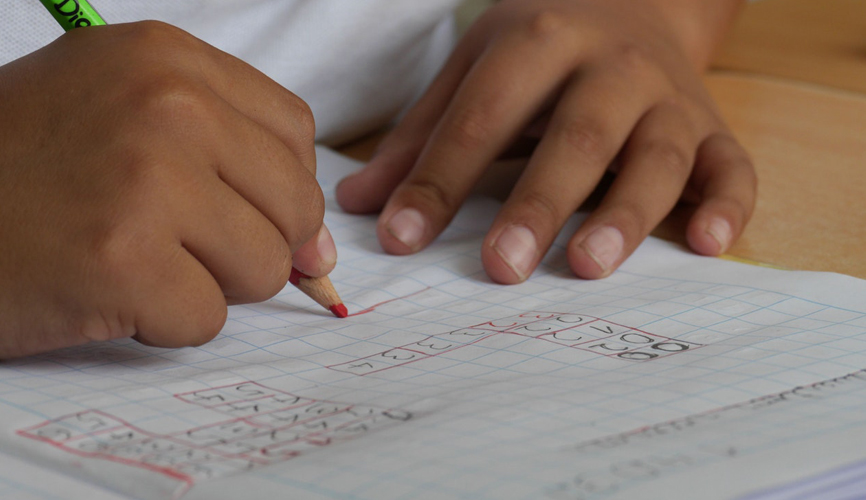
[2,148,866,500]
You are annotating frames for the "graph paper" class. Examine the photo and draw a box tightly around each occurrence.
[2,148,866,500]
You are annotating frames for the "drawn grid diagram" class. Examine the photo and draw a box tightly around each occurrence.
[6,263,866,499]
[17,382,411,488]
[3,169,866,499]
[328,311,704,376]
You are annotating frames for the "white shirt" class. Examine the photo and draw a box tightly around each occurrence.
[3,0,463,144]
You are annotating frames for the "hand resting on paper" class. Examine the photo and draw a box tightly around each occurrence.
[337,0,757,284]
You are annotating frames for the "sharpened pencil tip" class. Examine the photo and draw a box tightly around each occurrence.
[329,304,349,318]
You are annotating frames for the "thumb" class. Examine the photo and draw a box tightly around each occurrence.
[290,224,338,278]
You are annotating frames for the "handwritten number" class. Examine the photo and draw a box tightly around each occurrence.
[234,384,265,397]
[192,392,226,403]
[620,333,654,345]
[590,343,629,352]
[447,329,486,337]
[380,350,416,361]
[416,340,453,351]
[556,315,585,324]
[618,351,659,361]
[517,325,552,333]
[652,342,690,353]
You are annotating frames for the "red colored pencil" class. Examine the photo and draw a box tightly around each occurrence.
[289,268,348,318]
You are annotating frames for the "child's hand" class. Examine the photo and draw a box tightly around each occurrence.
[337,0,755,283]
[0,22,331,358]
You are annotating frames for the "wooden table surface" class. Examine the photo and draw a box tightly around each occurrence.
[706,0,866,278]
[341,0,866,280]
[715,0,866,95]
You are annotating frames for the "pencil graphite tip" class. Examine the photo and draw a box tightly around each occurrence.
[329,304,349,319]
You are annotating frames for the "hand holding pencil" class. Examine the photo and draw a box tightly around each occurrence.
[0,2,344,358]
[43,0,348,320]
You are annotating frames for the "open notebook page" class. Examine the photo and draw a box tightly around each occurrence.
[2,148,866,500]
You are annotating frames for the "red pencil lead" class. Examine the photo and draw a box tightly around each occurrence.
[289,267,347,318]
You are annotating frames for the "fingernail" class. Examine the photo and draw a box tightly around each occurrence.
[317,225,338,267]
[581,226,623,275]
[385,208,426,250]
[706,217,732,253]
[493,225,537,281]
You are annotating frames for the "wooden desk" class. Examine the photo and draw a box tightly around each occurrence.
[662,73,866,279]
[682,0,866,277]
[340,0,866,280]
[714,0,866,94]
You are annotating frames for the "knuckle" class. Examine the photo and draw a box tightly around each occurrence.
[705,133,758,184]
[613,200,649,235]
[87,223,139,282]
[122,21,198,57]
[733,155,758,187]
[132,78,215,125]
[522,9,573,41]
[404,177,460,214]
[642,140,693,178]
[288,95,316,142]
[519,190,564,225]
[558,119,607,159]
[285,183,325,249]
[304,188,327,234]
[447,106,494,150]
[612,42,654,75]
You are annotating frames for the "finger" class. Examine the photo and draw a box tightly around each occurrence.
[685,132,757,256]
[291,225,338,278]
[200,93,326,254]
[63,22,319,176]
[132,244,228,348]
[199,48,317,174]
[375,27,586,255]
[176,176,293,305]
[335,21,488,214]
[567,101,703,279]
[480,64,666,283]
[134,22,319,175]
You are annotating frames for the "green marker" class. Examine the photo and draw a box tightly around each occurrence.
[38,0,106,31]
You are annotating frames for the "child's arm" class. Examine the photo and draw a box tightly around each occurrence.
[337,0,755,284]
[0,22,333,358]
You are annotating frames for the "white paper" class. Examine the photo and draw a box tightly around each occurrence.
[2,148,866,500]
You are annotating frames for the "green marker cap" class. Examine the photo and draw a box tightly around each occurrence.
[39,0,106,31]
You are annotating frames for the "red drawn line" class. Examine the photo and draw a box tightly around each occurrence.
[347,287,432,317]
[17,427,195,485]
[18,409,133,442]
[18,382,412,490]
